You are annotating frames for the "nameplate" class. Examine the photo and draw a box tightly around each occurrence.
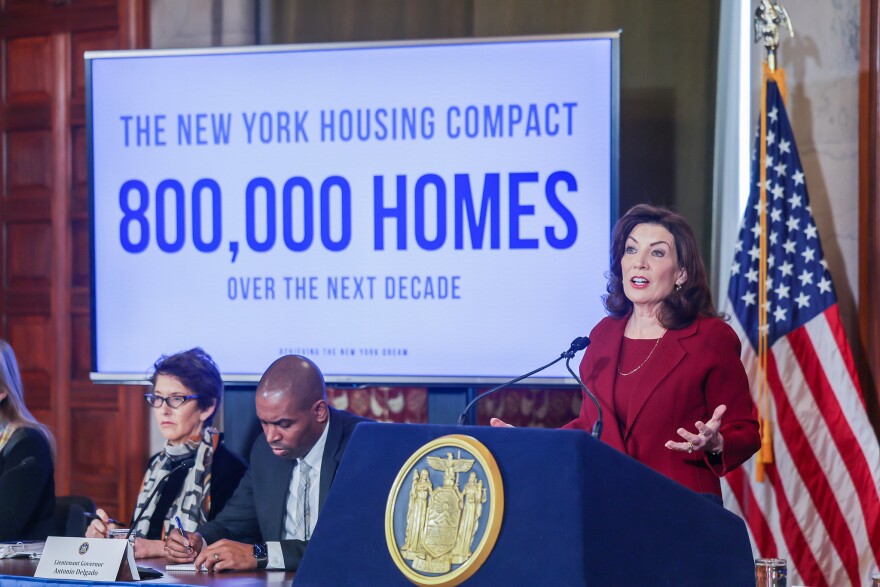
[35,537,139,582]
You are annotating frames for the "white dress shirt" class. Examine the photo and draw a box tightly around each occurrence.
[266,419,330,569]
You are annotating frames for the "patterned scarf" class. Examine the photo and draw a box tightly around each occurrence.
[131,427,217,539]
[0,422,18,454]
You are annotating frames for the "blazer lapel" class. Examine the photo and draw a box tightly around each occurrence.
[591,316,627,410]
[318,408,344,515]
[623,320,698,439]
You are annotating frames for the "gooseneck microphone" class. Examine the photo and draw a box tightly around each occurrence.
[565,350,603,439]
[457,336,596,431]
[126,461,193,541]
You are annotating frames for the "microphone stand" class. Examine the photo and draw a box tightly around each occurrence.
[126,461,192,541]
[457,337,592,427]
[565,355,603,439]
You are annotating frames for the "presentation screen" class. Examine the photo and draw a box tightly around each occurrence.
[87,33,618,385]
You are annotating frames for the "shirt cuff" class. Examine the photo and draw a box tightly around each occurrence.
[266,541,285,570]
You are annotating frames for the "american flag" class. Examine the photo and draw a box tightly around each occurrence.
[721,74,880,586]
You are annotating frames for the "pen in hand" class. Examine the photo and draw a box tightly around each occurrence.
[83,512,124,526]
[174,516,193,553]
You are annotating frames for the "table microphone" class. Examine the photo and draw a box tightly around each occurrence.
[457,336,592,427]
[126,461,193,541]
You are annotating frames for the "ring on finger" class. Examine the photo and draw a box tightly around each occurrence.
[686,441,694,453]
[214,553,219,561]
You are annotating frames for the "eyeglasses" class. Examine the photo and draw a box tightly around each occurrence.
[143,394,199,409]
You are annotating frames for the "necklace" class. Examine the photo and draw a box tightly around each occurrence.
[0,422,16,451]
[617,329,667,376]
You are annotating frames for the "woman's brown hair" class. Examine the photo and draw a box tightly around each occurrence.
[604,204,721,329]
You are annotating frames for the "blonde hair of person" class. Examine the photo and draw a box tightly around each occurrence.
[0,340,56,461]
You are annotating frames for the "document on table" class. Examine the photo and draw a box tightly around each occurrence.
[165,563,207,572]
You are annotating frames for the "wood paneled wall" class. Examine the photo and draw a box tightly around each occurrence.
[1,0,150,521]
[860,0,880,429]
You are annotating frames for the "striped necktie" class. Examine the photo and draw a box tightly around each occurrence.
[294,460,312,541]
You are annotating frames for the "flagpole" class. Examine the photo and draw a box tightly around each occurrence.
[752,0,794,482]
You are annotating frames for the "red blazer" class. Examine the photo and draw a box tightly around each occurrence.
[563,314,760,496]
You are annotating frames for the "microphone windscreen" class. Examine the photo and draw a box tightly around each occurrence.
[573,336,591,350]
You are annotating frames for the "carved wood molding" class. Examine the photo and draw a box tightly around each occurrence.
[859,0,880,429]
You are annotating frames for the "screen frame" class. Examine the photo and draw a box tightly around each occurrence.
[86,32,620,386]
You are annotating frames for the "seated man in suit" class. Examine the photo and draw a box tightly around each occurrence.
[163,354,368,571]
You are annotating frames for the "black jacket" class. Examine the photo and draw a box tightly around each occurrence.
[0,427,55,541]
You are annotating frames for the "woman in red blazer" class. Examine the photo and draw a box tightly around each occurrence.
[494,204,761,500]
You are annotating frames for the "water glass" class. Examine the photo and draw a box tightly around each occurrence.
[755,558,787,587]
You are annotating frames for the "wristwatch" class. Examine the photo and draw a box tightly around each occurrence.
[253,543,268,569]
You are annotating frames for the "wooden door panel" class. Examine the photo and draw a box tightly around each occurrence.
[2,102,51,132]
[3,290,50,315]
[6,36,52,98]
[70,313,91,380]
[6,222,53,287]
[71,220,90,290]
[6,131,53,193]
[6,315,53,413]
[4,119,53,226]
[860,0,880,430]
[0,3,118,39]
[71,409,123,475]
[69,385,142,518]
[71,126,89,215]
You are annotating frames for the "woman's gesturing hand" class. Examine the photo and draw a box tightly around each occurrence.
[665,404,726,454]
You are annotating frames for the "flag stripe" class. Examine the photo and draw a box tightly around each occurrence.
[750,346,839,586]
[765,465,829,587]
[728,314,831,586]
[767,347,863,586]
[749,329,870,586]
[787,321,880,570]
[762,463,830,587]
[808,309,880,477]
[819,305,864,406]
[754,378,850,586]
[728,316,801,580]
[724,466,778,556]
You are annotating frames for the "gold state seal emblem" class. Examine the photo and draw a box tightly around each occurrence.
[385,435,503,586]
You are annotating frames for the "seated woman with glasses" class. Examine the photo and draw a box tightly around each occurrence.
[86,348,247,558]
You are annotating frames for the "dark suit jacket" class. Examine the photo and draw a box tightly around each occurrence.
[563,314,760,496]
[197,407,368,570]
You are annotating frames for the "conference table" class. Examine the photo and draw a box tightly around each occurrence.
[0,557,295,586]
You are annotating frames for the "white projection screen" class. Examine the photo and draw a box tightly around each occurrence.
[87,33,619,385]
